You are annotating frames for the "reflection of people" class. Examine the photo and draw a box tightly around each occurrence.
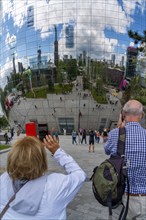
[72,130,77,145]
[63,128,66,135]
[0,136,86,219]
[104,100,146,220]
[88,130,95,152]
[10,127,14,139]
[95,130,100,143]
[17,124,22,136]
[102,128,108,143]
[81,129,87,144]
[4,132,9,144]
[78,130,82,144]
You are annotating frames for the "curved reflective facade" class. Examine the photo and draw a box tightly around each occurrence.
[0,0,146,132]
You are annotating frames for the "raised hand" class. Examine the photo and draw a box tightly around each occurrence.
[43,135,59,154]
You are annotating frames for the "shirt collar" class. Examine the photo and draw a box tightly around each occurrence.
[126,122,141,127]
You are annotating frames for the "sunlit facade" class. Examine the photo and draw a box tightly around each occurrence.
[0,0,146,132]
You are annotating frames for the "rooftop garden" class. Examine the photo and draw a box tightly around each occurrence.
[25,83,73,98]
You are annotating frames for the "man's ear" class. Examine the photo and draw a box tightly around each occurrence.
[121,111,125,121]
[141,112,145,119]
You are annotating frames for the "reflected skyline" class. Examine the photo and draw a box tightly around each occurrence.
[0,0,146,132]
[0,0,146,88]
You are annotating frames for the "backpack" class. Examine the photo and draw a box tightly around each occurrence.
[90,127,129,220]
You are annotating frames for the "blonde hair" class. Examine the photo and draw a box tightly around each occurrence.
[7,136,48,180]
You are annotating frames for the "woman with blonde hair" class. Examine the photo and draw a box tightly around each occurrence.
[0,135,86,219]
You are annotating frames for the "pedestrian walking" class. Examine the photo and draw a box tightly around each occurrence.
[81,129,87,144]
[77,130,82,144]
[72,130,77,145]
[88,129,95,152]
[10,127,14,139]
[95,130,100,143]
[4,132,9,144]
[63,128,66,135]
[102,128,108,143]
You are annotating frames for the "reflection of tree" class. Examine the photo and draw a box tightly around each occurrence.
[94,61,107,82]
[56,59,77,82]
[128,30,146,53]
[0,116,9,129]
[6,73,21,92]
[0,88,8,115]
[56,60,65,83]
[83,76,89,90]
[66,59,77,81]
[96,79,104,96]
[23,68,35,97]
[122,75,146,105]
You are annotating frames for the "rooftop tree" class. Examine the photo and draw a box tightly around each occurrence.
[128,30,146,53]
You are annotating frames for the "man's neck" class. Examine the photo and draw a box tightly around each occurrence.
[125,116,140,123]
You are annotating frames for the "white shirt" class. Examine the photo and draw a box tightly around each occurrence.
[0,148,86,219]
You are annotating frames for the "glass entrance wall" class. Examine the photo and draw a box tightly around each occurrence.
[0,0,146,131]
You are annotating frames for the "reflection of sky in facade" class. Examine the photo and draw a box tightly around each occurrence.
[0,0,146,85]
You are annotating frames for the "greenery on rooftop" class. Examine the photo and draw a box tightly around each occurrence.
[0,144,11,150]
[128,30,146,53]
[121,75,146,106]
[25,83,73,98]
[0,116,9,129]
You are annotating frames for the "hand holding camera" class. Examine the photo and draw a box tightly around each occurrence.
[117,111,125,128]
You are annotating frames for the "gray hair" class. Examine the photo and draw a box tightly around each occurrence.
[123,100,143,116]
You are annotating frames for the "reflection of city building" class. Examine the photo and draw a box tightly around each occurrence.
[54,25,59,67]
[27,5,34,27]
[83,51,86,65]
[63,55,68,63]
[126,47,138,77]
[12,54,16,74]
[65,24,74,48]
[111,54,115,66]
[121,56,124,67]
[106,67,124,86]
[18,62,24,73]
[29,54,49,70]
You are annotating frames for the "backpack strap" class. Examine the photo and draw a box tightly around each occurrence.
[116,127,130,220]
[117,127,126,156]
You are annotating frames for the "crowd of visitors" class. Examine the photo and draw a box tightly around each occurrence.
[71,127,110,153]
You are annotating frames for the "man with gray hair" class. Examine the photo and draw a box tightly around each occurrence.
[104,99,146,220]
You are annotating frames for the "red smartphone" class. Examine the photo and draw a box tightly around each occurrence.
[25,122,37,137]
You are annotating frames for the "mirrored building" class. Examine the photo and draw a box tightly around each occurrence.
[0,0,146,133]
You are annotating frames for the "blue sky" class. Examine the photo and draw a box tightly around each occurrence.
[0,0,146,86]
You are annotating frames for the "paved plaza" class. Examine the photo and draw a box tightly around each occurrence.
[0,135,121,220]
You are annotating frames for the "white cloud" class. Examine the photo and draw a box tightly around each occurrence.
[122,0,146,15]
[130,42,135,47]
[1,0,145,64]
